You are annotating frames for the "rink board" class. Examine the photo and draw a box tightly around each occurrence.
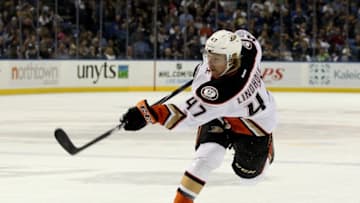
[0,60,359,94]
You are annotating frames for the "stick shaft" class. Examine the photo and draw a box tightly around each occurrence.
[55,80,193,155]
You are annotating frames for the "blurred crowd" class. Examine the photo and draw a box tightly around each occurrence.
[0,0,359,61]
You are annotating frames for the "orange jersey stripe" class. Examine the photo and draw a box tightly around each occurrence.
[224,117,253,136]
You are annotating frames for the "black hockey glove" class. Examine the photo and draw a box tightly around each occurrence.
[121,100,158,131]
[121,107,147,131]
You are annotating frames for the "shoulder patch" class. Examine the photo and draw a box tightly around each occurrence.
[200,86,219,101]
[196,59,256,104]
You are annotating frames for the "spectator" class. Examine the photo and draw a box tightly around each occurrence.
[199,22,213,46]
[163,47,173,59]
[56,42,70,59]
[104,46,116,59]
[179,7,194,29]
[0,0,358,61]
[316,47,330,62]
[132,31,151,59]
[24,43,37,59]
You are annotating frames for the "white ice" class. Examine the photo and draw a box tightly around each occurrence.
[0,91,359,203]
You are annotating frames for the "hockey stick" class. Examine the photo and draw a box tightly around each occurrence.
[55,79,193,155]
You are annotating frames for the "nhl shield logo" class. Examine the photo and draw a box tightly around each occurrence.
[201,86,219,101]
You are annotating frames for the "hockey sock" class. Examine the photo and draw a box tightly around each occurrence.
[174,188,193,203]
[173,171,205,203]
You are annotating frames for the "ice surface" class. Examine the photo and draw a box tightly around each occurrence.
[0,91,359,203]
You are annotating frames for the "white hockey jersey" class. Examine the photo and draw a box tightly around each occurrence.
[156,30,277,136]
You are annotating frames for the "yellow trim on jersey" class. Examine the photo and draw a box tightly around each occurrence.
[164,104,186,129]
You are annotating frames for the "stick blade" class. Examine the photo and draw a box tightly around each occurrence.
[54,128,79,155]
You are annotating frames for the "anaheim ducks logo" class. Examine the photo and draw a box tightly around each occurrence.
[201,86,219,101]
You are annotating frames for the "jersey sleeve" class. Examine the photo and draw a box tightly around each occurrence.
[151,95,248,130]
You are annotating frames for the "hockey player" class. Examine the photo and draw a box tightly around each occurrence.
[121,29,277,203]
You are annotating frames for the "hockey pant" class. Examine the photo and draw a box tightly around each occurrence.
[174,119,274,203]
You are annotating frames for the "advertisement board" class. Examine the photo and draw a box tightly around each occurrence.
[0,60,359,95]
[155,61,306,88]
[307,63,360,88]
[59,60,152,87]
[155,61,198,87]
[8,61,60,88]
[261,62,305,87]
[0,60,153,94]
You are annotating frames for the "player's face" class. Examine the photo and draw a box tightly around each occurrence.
[207,53,227,79]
